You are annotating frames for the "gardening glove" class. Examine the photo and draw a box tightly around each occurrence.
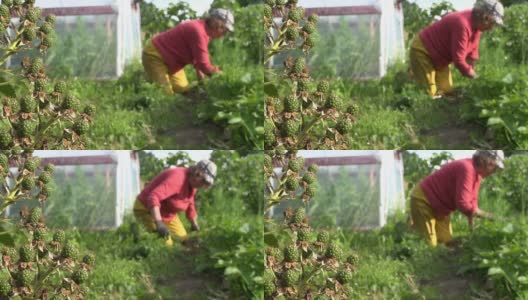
[191,223,200,232]
[155,220,170,238]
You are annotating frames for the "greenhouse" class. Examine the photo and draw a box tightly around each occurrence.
[269,150,406,229]
[9,0,142,78]
[272,0,405,78]
[3,150,141,229]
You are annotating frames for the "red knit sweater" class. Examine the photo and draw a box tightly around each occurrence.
[419,10,480,76]
[152,19,219,75]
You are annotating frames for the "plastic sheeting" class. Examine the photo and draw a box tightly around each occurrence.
[269,151,405,229]
[30,0,142,78]
[295,0,405,78]
[4,151,141,229]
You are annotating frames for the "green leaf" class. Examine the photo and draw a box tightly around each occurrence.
[487,117,504,126]
[255,126,264,134]
[517,126,528,134]
[239,223,250,234]
[240,73,252,83]
[0,232,14,246]
[264,231,279,247]
[488,267,504,276]
[502,73,514,84]
[0,222,15,246]
[224,267,241,276]
[502,223,514,233]
[0,76,16,97]
[264,82,279,97]
[479,109,491,117]
[228,117,242,124]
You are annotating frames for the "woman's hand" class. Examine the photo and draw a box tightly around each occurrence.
[475,208,495,220]
[468,68,478,79]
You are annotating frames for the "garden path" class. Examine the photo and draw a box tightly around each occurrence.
[156,238,226,300]
[419,244,480,299]
[156,95,226,149]
[421,97,487,148]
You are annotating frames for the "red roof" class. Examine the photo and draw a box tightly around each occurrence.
[273,155,380,169]
[42,6,116,17]
[41,155,116,166]
[273,5,380,18]
[305,5,380,16]
[305,156,380,166]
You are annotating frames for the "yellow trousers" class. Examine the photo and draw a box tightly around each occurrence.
[410,186,452,247]
[133,199,188,239]
[142,41,189,94]
[409,37,453,97]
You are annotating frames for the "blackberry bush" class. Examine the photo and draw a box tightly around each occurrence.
[264,206,359,299]
[264,1,359,149]
[0,206,94,299]
[0,150,54,215]
[264,150,318,213]
[0,151,94,299]
[0,1,93,149]
[264,150,360,299]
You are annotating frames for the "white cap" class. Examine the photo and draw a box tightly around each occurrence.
[196,160,217,185]
[475,150,505,169]
[210,8,235,32]
[474,0,504,25]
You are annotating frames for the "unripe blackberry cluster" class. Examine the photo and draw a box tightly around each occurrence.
[0,2,94,149]
[0,0,55,51]
[264,2,359,149]
[264,206,360,299]
[0,205,94,299]
[264,150,318,209]
[0,150,54,205]
[264,0,316,52]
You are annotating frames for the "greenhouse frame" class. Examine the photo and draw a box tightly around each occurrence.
[270,150,406,229]
[3,151,141,229]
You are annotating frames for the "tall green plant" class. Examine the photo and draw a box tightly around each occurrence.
[480,154,528,214]
[198,151,263,215]
[461,221,528,298]
[139,1,197,41]
[264,151,359,299]
[492,4,528,64]
[138,151,165,184]
[138,150,195,184]
[264,1,359,149]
